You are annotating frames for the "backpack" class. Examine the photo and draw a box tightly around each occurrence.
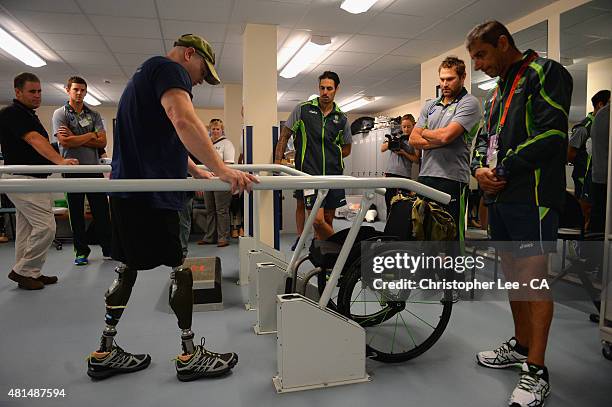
[384,192,456,241]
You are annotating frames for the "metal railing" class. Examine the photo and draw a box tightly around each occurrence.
[0,164,450,309]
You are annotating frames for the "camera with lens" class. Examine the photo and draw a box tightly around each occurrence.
[384,116,408,153]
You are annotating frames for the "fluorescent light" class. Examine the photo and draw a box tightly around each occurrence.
[340,0,379,14]
[478,78,498,91]
[277,32,309,70]
[308,94,318,101]
[0,26,46,67]
[84,94,101,106]
[279,35,331,79]
[341,96,380,112]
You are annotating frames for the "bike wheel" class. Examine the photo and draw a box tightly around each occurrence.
[337,261,453,363]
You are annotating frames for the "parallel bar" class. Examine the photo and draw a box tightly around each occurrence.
[0,176,449,204]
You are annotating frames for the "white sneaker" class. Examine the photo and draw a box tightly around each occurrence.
[509,362,550,407]
[476,337,528,369]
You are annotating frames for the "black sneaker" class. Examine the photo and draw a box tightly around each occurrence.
[175,338,238,382]
[87,343,151,380]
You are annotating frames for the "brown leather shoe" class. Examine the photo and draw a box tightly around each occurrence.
[35,275,58,285]
[8,270,44,290]
[197,240,216,245]
[217,240,229,247]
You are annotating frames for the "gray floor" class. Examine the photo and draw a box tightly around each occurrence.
[0,229,610,407]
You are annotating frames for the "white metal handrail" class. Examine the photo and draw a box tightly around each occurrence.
[0,168,451,310]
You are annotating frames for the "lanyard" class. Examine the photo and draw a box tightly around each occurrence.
[486,52,538,134]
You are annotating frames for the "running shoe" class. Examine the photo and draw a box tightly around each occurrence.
[74,255,89,266]
[476,337,528,369]
[175,338,238,382]
[508,362,550,407]
[87,343,151,380]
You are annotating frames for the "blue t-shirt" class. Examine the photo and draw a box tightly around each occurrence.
[111,56,193,210]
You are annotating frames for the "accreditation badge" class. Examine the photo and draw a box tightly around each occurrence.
[487,134,499,169]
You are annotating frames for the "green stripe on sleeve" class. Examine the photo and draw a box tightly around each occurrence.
[529,62,569,117]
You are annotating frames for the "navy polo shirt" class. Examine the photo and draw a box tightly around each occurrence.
[111,56,193,210]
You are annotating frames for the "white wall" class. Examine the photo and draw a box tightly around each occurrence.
[377,100,421,119]
[586,58,612,110]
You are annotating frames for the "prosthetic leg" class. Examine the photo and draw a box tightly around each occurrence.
[169,266,196,354]
[99,265,137,352]
[170,265,239,381]
[88,265,151,380]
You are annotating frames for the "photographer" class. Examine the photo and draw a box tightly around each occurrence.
[381,114,420,214]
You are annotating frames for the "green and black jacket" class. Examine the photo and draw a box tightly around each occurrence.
[287,98,352,176]
[471,49,573,212]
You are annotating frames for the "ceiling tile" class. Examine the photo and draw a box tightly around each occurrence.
[72,63,126,76]
[156,0,233,23]
[562,12,612,38]
[391,38,450,59]
[1,0,80,14]
[12,11,97,35]
[233,0,309,26]
[322,51,379,67]
[339,35,406,54]
[296,4,370,33]
[77,0,157,18]
[37,33,108,52]
[113,53,157,66]
[104,36,165,54]
[56,50,116,65]
[89,15,161,38]
[361,12,436,38]
[161,20,227,43]
[313,64,361,79]
[386,0,472,19]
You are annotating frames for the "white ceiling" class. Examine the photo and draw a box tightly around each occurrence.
[0,0,576,114]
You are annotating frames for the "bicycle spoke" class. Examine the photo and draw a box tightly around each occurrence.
[402,307,437,330]
[390,314,399,354]
[398,311,417,348]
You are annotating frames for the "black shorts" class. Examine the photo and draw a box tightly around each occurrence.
[110,197,183,270]
[293,189,346,210]
[488,202,558,257]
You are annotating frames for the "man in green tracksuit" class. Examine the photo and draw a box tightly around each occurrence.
[275,71,352,242]
[467,20,572,407]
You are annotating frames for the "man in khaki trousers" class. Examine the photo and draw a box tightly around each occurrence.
[0,73,78,290]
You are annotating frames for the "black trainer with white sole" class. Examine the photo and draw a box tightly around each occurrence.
[477,337,528,369]
[87,345,151,380]
[175,338,238,382]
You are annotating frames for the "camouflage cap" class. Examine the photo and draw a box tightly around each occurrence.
[174,34,220,85]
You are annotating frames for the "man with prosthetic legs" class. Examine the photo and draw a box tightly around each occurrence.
[87,34,257,381]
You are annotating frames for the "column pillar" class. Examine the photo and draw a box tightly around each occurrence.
[223,83,242,162]
[243,23,278,246]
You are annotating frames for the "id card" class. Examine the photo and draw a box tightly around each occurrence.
[487,134,499,169]
[303,189,316,197]
[78,115,92,128]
